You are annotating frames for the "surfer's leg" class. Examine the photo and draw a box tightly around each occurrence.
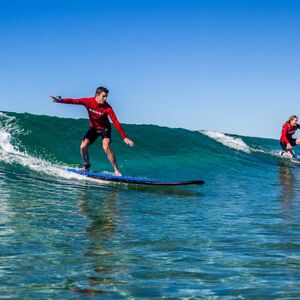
[280,141,295,158]
[288,150,296,158]
[79,129,99,170]
[282,149,295,158]
[289,139,299,158]
[80,138,91,169]
[102,138,122,176]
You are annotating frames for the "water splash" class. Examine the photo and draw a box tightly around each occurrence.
[201,130,251,153]
[0,113,94,182]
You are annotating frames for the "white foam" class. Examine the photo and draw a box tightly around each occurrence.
[201,130,251,153]
[0,130,16,153]
[0,113,99,183]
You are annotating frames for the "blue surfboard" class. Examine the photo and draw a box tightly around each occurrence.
[67,168,205,186]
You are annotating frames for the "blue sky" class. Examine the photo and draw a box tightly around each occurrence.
[0,0,299,138]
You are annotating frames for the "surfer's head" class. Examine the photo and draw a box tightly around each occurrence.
[95,86,109,104]
[287,115,298,126]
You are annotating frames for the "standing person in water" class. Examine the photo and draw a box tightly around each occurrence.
[280,115,300,158]
[50,86,134,176]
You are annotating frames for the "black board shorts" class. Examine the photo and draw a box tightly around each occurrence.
[280,139,297,150]
[83,128,111,144]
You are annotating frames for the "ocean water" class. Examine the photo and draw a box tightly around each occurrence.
[1,111,300,299]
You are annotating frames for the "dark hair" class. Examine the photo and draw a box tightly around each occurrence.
[95,86,109,96]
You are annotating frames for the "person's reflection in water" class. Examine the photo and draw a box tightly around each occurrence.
[70,188,120,296]
[278,161,294,205]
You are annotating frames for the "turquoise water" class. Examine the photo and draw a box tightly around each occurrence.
[1,111,300,299]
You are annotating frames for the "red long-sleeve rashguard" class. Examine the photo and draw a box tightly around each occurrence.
[61,97,127,139]
[280,122,300,144]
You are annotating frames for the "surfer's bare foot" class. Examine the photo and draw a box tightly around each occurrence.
[77,163,90,171]
[76,167,86,171]
[280,151,291,158]
[114,170,122,176]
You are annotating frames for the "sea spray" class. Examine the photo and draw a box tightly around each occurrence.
[201,130,251,153]
[0,112,94,182]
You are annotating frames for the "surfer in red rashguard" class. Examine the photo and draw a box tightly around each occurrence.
[50,86,134,176]
[280,115,300,158]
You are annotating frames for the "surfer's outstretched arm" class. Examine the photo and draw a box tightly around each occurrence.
[50,95,89,105]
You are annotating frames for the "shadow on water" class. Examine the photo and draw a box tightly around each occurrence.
[69,189,120,296]
[67,181,203,296]
[278,161,295,202]
[277,160,300,218]
[54,175,203,198]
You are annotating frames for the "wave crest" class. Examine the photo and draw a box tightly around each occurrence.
[201,130,251,153]
[0,113,85,181]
